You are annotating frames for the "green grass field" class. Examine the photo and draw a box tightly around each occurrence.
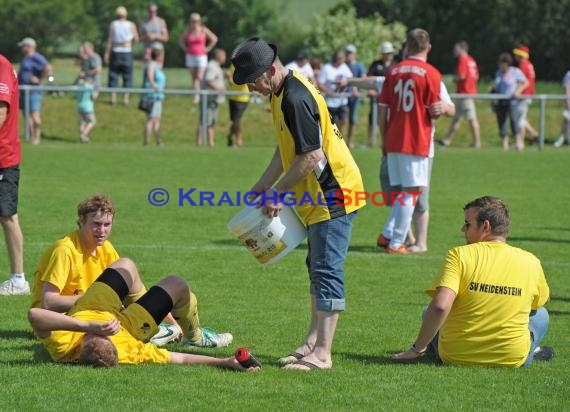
[1,61,569,411]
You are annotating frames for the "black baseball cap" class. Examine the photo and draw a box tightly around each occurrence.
[231,37,277,85]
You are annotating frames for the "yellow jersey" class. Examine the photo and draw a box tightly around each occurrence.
[270,70,365,225]
[31,230,120,308]
[42,310,170,365]
[228,65,250,103]
[427,241,550,367]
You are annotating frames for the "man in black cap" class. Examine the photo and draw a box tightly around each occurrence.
[231,37,365,371]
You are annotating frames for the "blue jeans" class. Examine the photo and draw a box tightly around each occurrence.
[306,212,356,311]
[424,306,549,366]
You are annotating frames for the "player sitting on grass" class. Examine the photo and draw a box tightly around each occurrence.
[30,194,231,348]
[392,196,553,367]
[28,258,250,370]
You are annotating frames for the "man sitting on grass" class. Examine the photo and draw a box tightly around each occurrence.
[30,193,231,348]
[28,258,253,370]
[392,196,553,367]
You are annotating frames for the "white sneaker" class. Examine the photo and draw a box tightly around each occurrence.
[150,322,183,346]
[0,279,30,296]
[554,136,565,148]
[183,327,233,348]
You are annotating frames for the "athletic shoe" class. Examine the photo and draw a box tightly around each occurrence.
[377,234,390,248]
[554,136,565,148]
[80,134,90,143]
[387,245,409,255]
[150,322,183,346]
[185,327,233,348]
[0,279,30,296]
[533,346,555,362]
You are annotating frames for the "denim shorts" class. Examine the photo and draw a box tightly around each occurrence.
[306,212,357,311]
[19,90,42,113]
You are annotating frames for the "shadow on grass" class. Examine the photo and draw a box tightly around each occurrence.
[509,236,570,244]
[538,227,570,232]
[551,296,570,303]
[0,329,35,340]
[337,351,440,366]
[548,310,570,316]
[41,134,72,143]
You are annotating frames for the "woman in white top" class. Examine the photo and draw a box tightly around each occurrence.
[104,6,139,106]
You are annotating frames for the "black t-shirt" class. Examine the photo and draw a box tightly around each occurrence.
[367,59,395,77]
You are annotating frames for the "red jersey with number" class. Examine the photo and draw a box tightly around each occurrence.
[378,57,441,157]
[456,54,478,94]
[519,59,535,95]
[0,54,21,168]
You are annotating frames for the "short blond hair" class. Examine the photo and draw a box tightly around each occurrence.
[79,335,118,368]
[77,194,116,225]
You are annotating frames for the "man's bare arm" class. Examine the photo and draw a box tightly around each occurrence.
[42,283,81,312]
[28,307,120,339]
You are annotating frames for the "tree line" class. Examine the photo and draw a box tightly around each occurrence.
[1,0,567,81]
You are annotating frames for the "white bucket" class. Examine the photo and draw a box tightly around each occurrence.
[228,205,306,266]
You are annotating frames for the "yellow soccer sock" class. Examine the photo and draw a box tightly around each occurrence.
[123,286,147,307]
[171,292,202,341]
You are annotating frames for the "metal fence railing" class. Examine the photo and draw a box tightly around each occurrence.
[19,85,569,150]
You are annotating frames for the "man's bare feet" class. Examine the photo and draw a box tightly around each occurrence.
[283,352,332,371]
[407,244,427,254]
[278,343,313,365]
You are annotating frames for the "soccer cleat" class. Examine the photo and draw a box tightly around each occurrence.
[553,136,565,148]
[0,279,30,296]
[377,234,390,248]
[150,322,183,346]
[387,245,409,255]
[185,327,233,348]
[533,346,555,362]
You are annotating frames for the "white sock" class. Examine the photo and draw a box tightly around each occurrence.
[382,207,397,239]
[10,273,25,286]
[390,191,416,249]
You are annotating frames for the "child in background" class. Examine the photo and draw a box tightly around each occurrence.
[75,76,96,143]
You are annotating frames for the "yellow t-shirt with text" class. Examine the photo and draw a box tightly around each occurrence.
[427,242,550,367]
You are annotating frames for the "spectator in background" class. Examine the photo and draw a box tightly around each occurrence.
[197,49,226,147]
[0,54,27,296]
[345,44,366,149]
[226,65,249,147]
[367,42,396,147]
[438,41,481,149]
[75,76,96,143]
[17,37,52,145]
[310,57,323,80]
[78,42,102,99]
[318,50,353,134]
[140,3,169,66]
[178,12,218,104]
[142,43,166,146]
[104,6,139,106]
[492,53,529,151]
[513,45,539,146]
[285,51,316,84]
[554,70,570,148]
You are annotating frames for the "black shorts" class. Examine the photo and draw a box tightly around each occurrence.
[0,165,20,217]
[229,100,249,123]
[328,106,347,126]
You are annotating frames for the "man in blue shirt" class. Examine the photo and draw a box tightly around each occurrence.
[17,37,52,145]
[345,45,365,148]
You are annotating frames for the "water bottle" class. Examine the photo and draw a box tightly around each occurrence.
[234,347,261,368]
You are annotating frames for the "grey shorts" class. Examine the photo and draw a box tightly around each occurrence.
[200,98,219,126]
[148,101,162,119]
[78,112,96,125]
[453,98,477,121]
